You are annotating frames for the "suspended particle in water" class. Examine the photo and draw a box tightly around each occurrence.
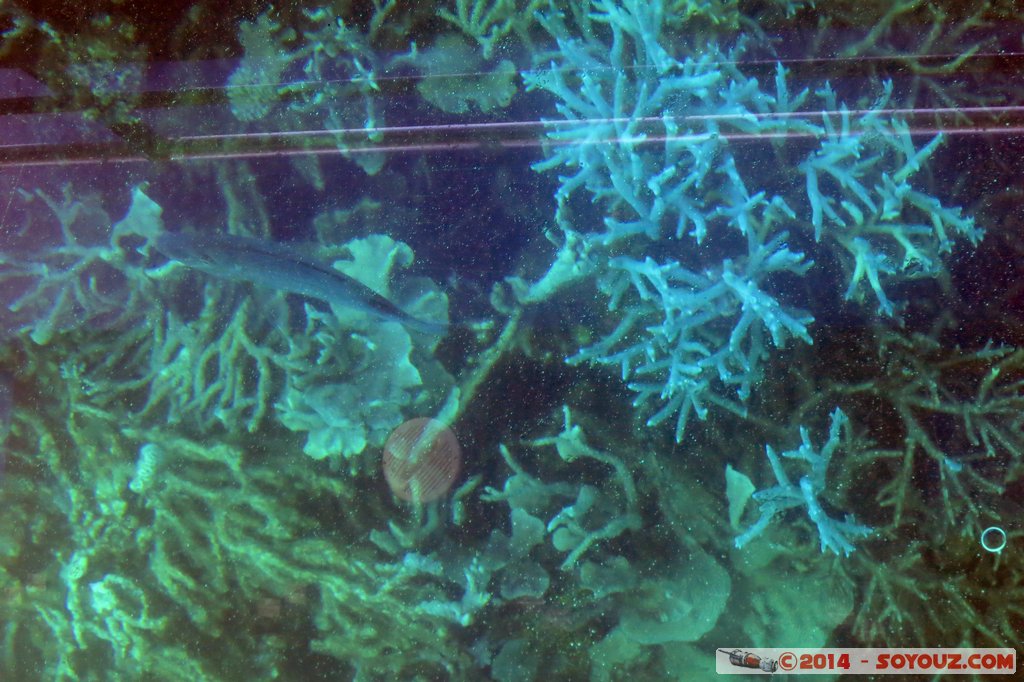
[383,418,461,503]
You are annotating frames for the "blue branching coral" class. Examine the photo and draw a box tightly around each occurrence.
[520,0,981,440]
[798,81,982,314]
[735,408,873,556]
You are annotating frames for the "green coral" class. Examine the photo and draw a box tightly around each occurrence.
[277,234,452,463]
[414,35,518,114]
[226,12,297,122]
[225,5,391,175]
[1,374,473,678]
[438,0,544,59]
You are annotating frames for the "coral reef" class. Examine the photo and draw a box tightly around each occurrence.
[1,0,1023,679]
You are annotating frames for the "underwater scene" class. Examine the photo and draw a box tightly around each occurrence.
[0,0,1022,679]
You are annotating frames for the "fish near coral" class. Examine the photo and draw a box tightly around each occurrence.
[153,231,448,336]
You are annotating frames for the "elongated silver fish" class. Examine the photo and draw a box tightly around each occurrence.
[153,231,447,335]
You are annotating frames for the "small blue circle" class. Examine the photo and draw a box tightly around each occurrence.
[980,526,1007,554]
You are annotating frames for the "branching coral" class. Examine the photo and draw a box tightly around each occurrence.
[736,408,873,556]
[1,1,1020,678]
[851,534,1024,648]
[438,0,544,59]
[799,82,982,314]
[519,0,980,441]
[835,331,1024,533]
[3,368,475,678]
[48,187,450,453]
[0,184,160,345]
[226,4,392,174]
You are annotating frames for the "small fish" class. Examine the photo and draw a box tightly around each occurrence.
[153,231,447,335]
